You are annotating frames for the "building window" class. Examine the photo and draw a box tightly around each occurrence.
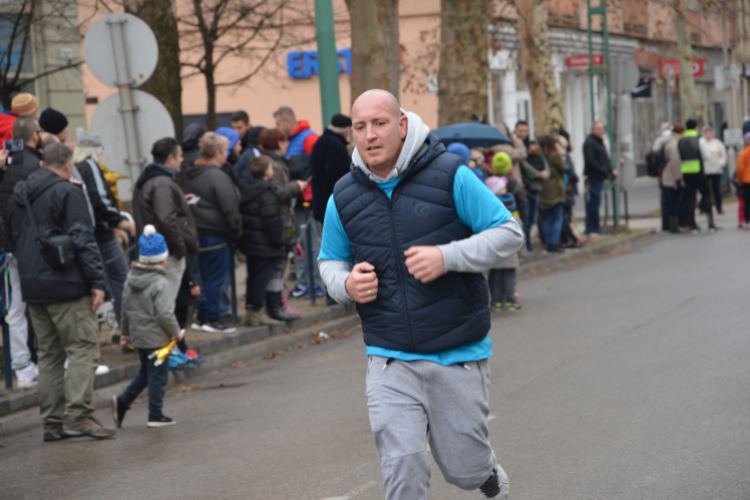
[0,14,34,75]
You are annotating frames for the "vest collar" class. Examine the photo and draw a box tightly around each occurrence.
[350,134,444,189]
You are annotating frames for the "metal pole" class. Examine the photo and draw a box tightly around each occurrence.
[229,249,238,324]
[587,0,596,127]
[3,321,12,390]
[107,18,145,193]
[303,203,316,306]
[314,0,341,129]
[722,8,732,132]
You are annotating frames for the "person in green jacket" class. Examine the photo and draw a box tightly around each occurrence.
[111,225,185,429]
[538,135,568,253]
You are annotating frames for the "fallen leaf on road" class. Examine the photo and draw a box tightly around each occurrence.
[175,384,206,393]
[231,361,248,368]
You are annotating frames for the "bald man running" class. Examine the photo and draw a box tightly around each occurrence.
[319,90,523,499]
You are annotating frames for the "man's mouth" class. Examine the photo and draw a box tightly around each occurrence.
[367,145,382,152]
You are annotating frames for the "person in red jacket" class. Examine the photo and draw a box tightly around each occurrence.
[736,131,750,227]
[0,93,39,142]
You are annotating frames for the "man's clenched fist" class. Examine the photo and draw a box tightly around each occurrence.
[404,246,445,283]
[345,262,378,304]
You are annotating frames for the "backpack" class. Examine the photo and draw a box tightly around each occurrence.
[645,147,666,177]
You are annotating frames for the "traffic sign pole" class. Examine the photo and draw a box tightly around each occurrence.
[106,17,145,184]
[314,0,341,129]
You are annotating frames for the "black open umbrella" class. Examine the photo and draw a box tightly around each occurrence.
[433,122,512,148]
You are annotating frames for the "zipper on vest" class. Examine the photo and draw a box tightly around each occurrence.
[382,190,416,353]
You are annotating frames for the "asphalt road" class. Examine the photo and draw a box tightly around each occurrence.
[2,216,749,500]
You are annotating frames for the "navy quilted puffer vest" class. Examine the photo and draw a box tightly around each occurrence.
[333,135,490,354]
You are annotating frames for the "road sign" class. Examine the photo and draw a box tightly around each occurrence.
[83,13,158,88]
[90,90,174,201]
[610,57,639,94]
[724,128,744,148]
[714,64,741,90]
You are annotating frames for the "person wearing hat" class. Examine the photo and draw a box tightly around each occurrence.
[447,142,484,181]
[301,113,351,304]
[214,127,242,188]
[310,113,352,224]
[0,93,39,142]
[39,108,69,142]
[492,151,527,222]
[111,224,185,429]
[485,175,522,311]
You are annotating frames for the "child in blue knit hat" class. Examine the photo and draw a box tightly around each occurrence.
[111,225,184,429]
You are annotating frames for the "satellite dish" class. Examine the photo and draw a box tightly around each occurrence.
[83,13,158,88]
[90,90,175,201]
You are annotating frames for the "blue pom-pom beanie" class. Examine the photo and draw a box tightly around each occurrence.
[138,224,169,263]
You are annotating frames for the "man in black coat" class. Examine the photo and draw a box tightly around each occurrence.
[5,143,114,441]
[310,114,352,223]
[582,122,619,235]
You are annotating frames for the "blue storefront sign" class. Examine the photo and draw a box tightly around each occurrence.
[287,48,351,79]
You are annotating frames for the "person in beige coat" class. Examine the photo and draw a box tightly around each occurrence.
[662,125,688,234]
[491,121,527,181]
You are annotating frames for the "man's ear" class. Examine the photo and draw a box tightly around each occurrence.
[399,114,408,140]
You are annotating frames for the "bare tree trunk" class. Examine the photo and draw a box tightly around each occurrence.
[513,0,564,135]
[672,0,706,127]
[437,0,489,127]
[344,0,399,107]
[205,64,216,131]
[124,0,183,141]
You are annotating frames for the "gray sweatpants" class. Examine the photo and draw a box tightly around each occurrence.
[366,355,497,499]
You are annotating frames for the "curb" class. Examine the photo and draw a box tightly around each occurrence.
[0,303,356,421]
[0,313,362,438]
[519,229,658,278]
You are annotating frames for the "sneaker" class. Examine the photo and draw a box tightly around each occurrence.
[111,396,128,428]
[479,463,509,500]
[191,320,204,330]
[15,363,37,388]
[490,302,505,312]
[63,416,116,439]
[201,321,236,333]
[147,415,176,428]
[184,349,207,364]
[43,423,66,442]
[95,365,110,376]
[314,284,327,298]
[506,301,521,311]
[290,284,309,299]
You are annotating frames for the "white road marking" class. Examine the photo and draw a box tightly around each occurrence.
[321,497,350,500]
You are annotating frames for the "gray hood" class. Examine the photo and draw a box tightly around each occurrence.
[351,109,431,182]
[127,262,167,292]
